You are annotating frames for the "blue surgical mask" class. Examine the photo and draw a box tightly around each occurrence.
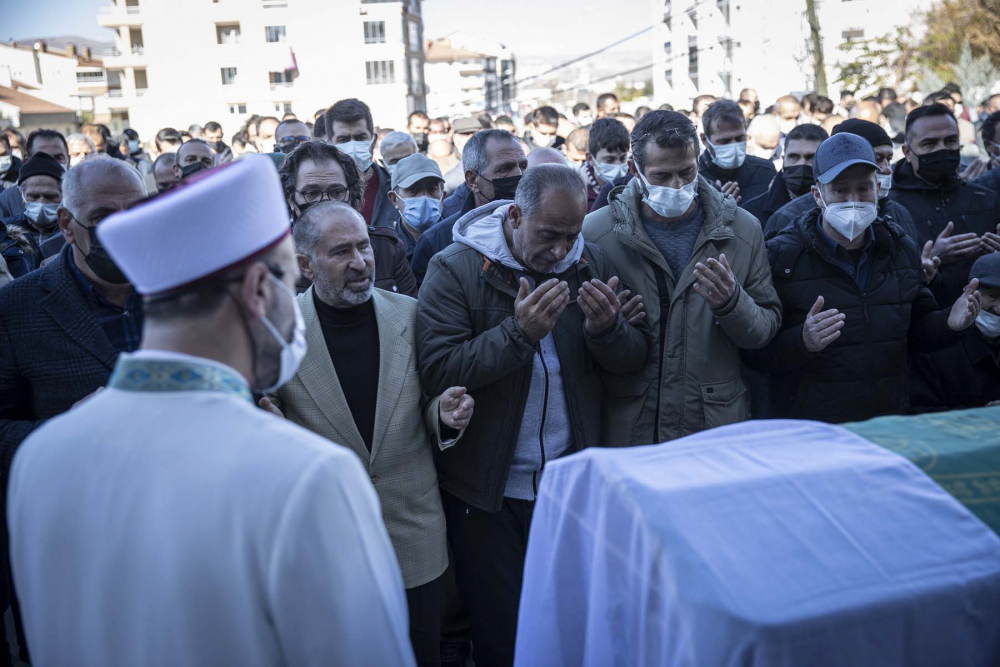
[396,193,441,232]
[128,139,140,153]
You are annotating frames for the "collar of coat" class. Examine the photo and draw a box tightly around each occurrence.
[769,207,903,273]
[891,157,960,192]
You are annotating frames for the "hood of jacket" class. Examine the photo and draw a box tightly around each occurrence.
[452,199,585,274]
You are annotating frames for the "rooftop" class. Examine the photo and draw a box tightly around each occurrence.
[0,85,75,114]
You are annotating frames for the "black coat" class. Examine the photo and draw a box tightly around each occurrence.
[698,151,776,204]
[0,247,125,478]
[764,192,917,240]
[973,165,1000,195]
[887,159,1000,305]
[742,170,793,226]
[745,209,957,423]
[0,186,24,220]
[910,329,1000,411]
[415,241,648,512]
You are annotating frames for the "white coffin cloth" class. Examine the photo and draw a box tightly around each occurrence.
[514,420,1000,667]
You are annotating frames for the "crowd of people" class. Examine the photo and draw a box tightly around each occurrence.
[0,78,999,666]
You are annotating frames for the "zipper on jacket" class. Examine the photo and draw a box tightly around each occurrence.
[533,345,550,497]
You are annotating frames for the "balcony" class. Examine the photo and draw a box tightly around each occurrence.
[98,47,146,67]
[97,5,143,27]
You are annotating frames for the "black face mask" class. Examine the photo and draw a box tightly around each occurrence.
[414,133,429,152]
[482,173,522,201]
[782,165,815,197]
[208,140,226,152]
[179,161,207,179]
[915,148,960,184]
[75,222,129,285]
[279,140,302,154]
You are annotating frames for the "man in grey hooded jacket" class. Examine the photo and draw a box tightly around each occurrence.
[415,164,648,667]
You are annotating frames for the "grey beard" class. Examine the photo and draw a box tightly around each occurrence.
[314,266,376,307]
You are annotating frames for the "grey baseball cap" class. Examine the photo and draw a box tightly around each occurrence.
[451,117,482,135]
[971,252,1000,289]
[391,153,444,190]
[814,132,879,184]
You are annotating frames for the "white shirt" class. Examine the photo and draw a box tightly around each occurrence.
[8,350,415,667]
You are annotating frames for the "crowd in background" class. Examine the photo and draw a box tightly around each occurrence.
[1,78,1000,666]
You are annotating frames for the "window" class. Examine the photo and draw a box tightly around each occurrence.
[663,41,672,57]
[221,67,238,85]
[76,71,106,83]
[217,23,241,45]
[663,0,672,30]
[364,21,386,44]
[129,28,144,53]
[688,8,697,28]
[134,68,148,90]
[408,20,420,51]
[229,103,247,114]
[107,69,122,96]
[269,70,293,86]
[842,28,864,40]
[664,68,673,87]
[409,57,422,92]
[265,25,286,43]
[687,35,698,76]
[365,60,395,85]
[274,102,293,114]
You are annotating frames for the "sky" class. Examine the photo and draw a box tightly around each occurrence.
[4,0,652,58]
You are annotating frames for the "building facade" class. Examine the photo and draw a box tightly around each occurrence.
[424,32,516,118]
[96,0,426,141]
[0,39,114,129]
[649,0,934,109]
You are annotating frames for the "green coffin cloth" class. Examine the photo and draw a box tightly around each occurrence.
[844,406,1000,536]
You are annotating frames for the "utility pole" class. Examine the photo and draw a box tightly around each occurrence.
[806,0,828,96]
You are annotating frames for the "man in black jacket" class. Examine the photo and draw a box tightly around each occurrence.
[888,102,1000,305]
[764,120,917,239]
[744,124,827,226]
[0,155,147,663]
[911,253,1000,411]
[698,99,776,204]
[415,165,647,667]
[746,133,981,423]
[410,129,526,286]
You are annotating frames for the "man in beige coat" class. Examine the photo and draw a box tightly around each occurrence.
[265,201,474,667]
[583,110,781,445]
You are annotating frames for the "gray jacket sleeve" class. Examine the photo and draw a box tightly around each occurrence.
[416,256,536,397]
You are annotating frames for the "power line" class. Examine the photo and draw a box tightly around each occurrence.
[513,26,653,88]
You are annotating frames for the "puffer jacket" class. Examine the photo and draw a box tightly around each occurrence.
[745,208,957,423]
[583,176,781,445]
[887,159,1000,305]
[698,151,777,204]
[764,191,917,240]
[416,201,649,512]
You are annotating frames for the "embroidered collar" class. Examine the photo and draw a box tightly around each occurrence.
[108,354,253,403]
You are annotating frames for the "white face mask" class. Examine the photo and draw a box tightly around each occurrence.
[976,310,1000,338]
[24,201,61,230]
[258,274,307,393]
[0,156,11,172]
[819,191,878,242]
[532,131,555,149]
[707,139,747,170]
[876,173,892,199]
[638,170,698,218]
[11,149,23,161]
[596,161,628,181]
[338,140,374,172]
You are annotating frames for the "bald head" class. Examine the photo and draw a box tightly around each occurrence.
[776,95,801,120]
[851,100,883,124]
[428,138,454,160]
[62,154,146,216]
[527,147,568,169]
[747,115,781,158]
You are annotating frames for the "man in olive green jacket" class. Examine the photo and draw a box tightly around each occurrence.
[583,110,781,445]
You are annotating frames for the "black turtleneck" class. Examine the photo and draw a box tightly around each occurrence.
[313,290,380,451]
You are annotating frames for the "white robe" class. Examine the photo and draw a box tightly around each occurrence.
[8,351,415,667]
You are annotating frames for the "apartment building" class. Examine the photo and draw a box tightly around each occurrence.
[0,39,117,129]
[96,0,427,140]
[650,0,934,109]
[424,32,516,118]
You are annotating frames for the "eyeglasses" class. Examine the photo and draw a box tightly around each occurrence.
[278,136,311,153]
[294,186,349,204]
